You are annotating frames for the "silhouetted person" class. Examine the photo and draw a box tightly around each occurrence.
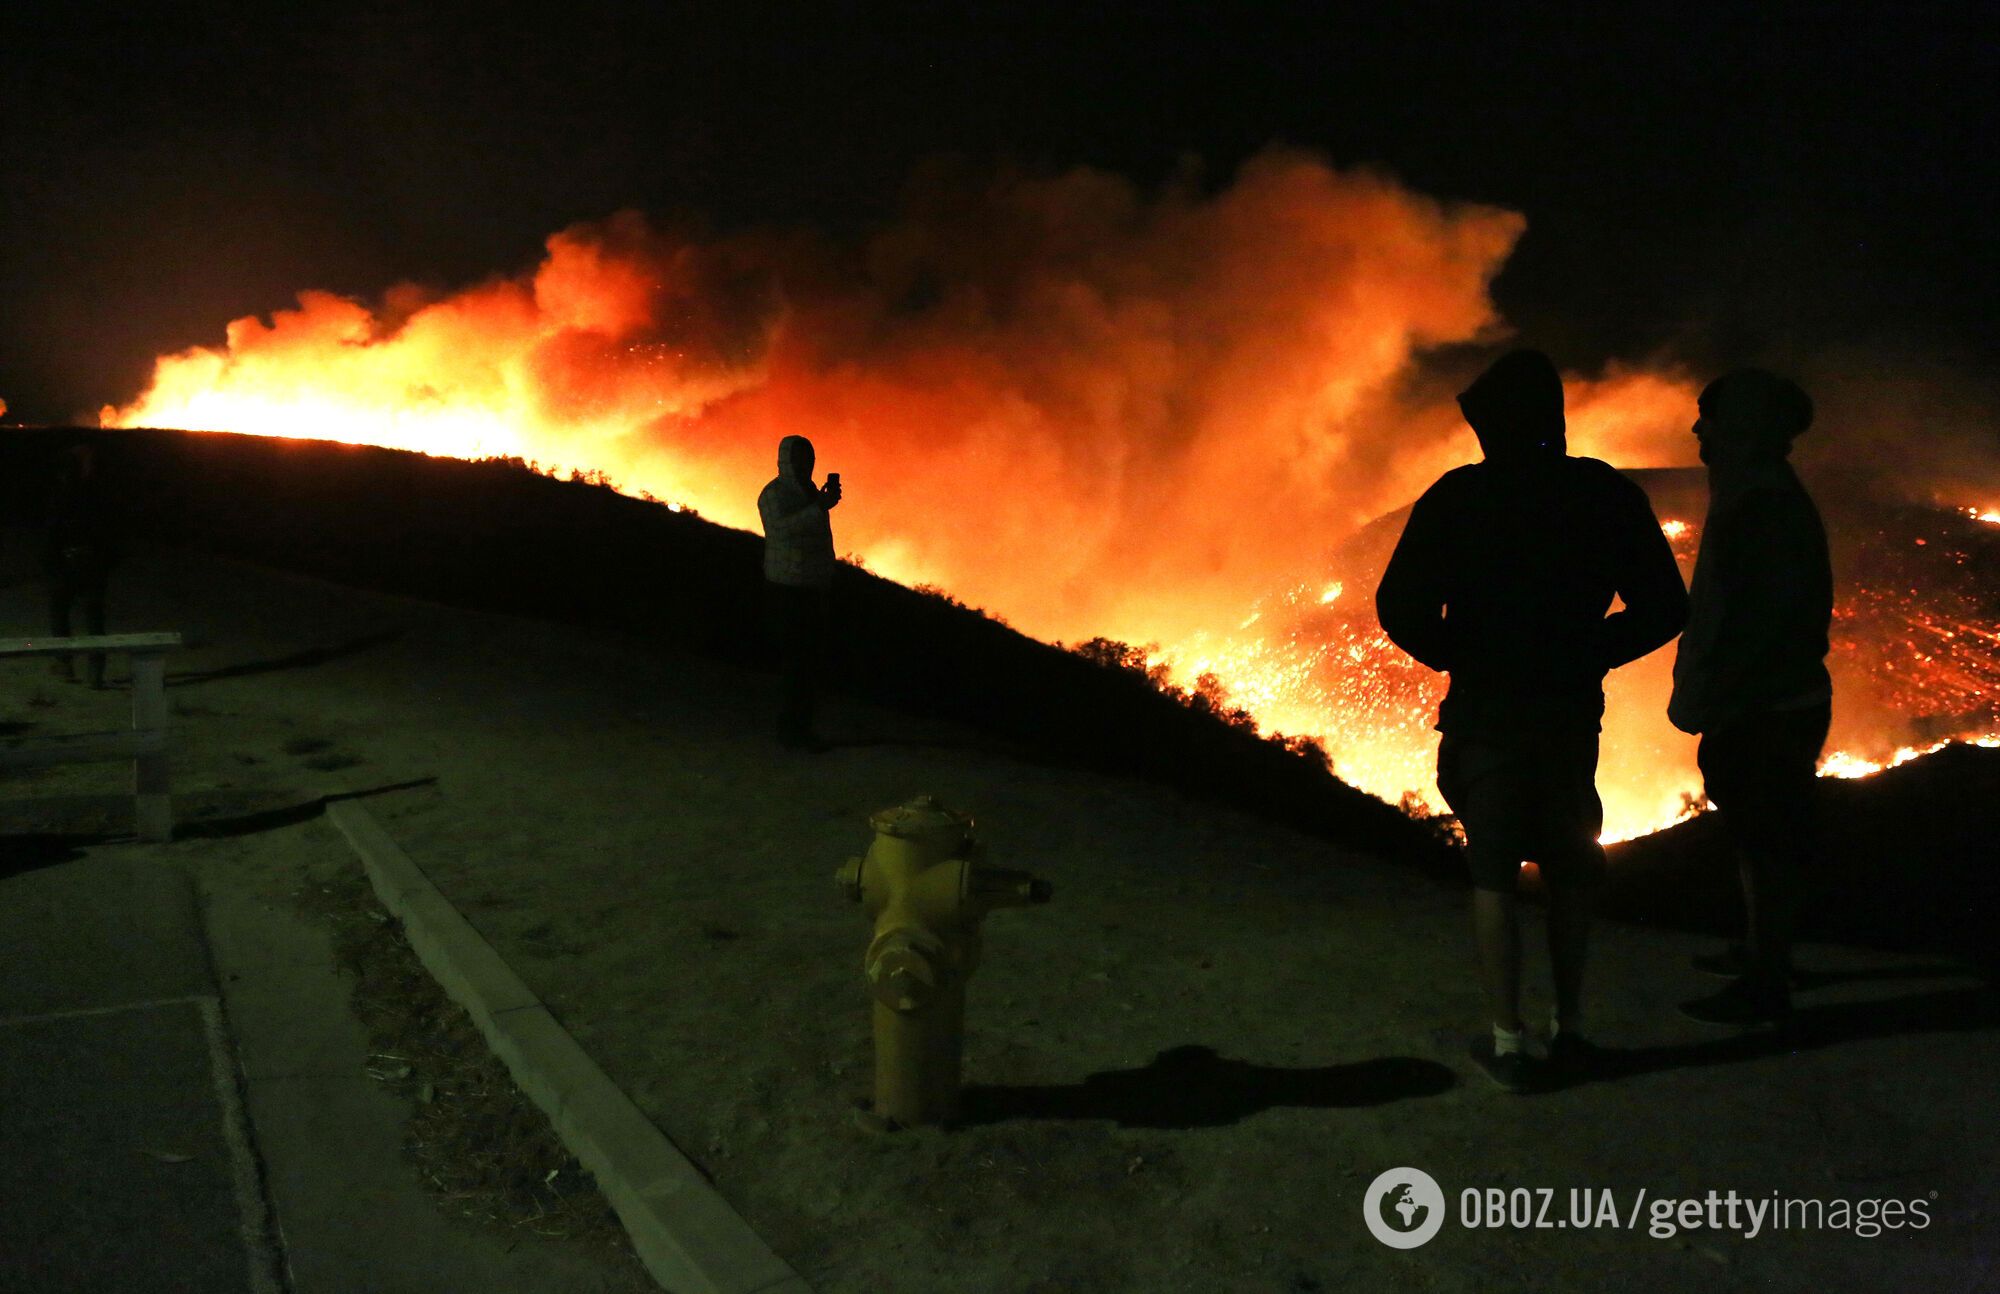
[758,435,842,749]
[1669,370,1831,1029]
[1377,350,1688,1091]
[43,442,118,688]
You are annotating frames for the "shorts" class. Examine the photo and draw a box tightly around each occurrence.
[1436,730,1606,893]
[1696,704,1830,858]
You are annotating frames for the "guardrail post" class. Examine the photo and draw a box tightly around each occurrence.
[129,649,172,841]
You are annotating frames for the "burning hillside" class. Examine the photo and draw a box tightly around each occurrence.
[1149,470,2000,839]
[93,151,1999,840]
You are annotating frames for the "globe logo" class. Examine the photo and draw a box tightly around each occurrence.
[1363,1167,1446,1249]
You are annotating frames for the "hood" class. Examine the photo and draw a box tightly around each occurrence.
[1458,349,1566,462]
[777,435,816,490]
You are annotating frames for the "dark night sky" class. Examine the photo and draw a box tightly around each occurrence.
[1,0,1994,423]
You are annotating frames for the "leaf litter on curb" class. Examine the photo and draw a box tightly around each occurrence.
[293,863,642,1260]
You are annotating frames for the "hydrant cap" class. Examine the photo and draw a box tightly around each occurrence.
[870,795,971,841]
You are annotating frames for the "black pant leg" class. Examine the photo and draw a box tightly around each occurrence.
[769,584,827,738]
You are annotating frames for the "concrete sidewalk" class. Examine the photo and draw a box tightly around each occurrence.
[196,814,656,1293]
[0,819,655,1293]
[0,848,273,1294]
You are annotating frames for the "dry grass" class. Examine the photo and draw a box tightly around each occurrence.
[293,864,640,1256]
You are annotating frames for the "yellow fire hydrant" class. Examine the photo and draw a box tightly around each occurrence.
[835,795,1051,1131]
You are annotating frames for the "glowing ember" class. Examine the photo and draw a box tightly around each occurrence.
[96,152,2000,841]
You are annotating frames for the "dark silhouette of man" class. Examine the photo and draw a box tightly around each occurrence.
[43,442,118,688]
[1377,350,1688,1091]
[1669,370,1831,1028]
[758,435,842,749]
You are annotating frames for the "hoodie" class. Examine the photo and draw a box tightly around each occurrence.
[1376,351,1690,738]
[1667,458,1832,734]
[758,435,836,588]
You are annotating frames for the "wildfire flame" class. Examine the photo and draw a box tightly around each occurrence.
[97,150,2000,841]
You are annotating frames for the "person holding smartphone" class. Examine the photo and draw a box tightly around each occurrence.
[758,435,843,750]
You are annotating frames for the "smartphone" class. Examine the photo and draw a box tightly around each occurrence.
[826,472,841,488]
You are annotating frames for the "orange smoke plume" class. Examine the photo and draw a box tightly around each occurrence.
[104,149,1746,836]
[105,151,1694,633]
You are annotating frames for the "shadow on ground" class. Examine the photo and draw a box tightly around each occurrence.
[0,833,88,879]
[960,1046,1456,1129]
[0,779,437,873]
[167,630,404,687]
[176,778,438,838]
[1548,979,1999,1093]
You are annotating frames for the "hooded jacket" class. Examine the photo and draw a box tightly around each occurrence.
[758,435,836,588]
[1667,458,1832,734]
[1376,351,1690,738]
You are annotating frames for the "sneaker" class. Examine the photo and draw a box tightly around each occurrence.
[1678,976,1792,1028]
[1468,1035,1537,1093]
[1691,944,1802,989]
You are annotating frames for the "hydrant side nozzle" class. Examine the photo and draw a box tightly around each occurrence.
[834,857,865,901]
[966,864,1053,910]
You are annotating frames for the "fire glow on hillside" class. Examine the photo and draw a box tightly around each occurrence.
[98,152,2000,840]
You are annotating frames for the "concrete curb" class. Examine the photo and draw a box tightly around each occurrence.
[326,800,810,1294]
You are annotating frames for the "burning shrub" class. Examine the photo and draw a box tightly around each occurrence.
[1398,789,1466,848]
[1187,670,1259,733]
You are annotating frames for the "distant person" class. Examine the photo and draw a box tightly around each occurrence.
[1668,370,1831,1029]
[758,435,842,750]
[43,442,119,688]
[1377,350,1688,1091]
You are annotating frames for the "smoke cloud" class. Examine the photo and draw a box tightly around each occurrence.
[104,148,1699,644]
[97,147,2000,837]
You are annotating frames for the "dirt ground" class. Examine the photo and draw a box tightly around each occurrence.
[3,539,1995,1292]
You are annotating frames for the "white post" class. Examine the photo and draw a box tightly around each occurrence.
[130,650,172,841]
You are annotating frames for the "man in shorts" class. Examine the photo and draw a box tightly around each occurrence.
[1378,349,1688,1090]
